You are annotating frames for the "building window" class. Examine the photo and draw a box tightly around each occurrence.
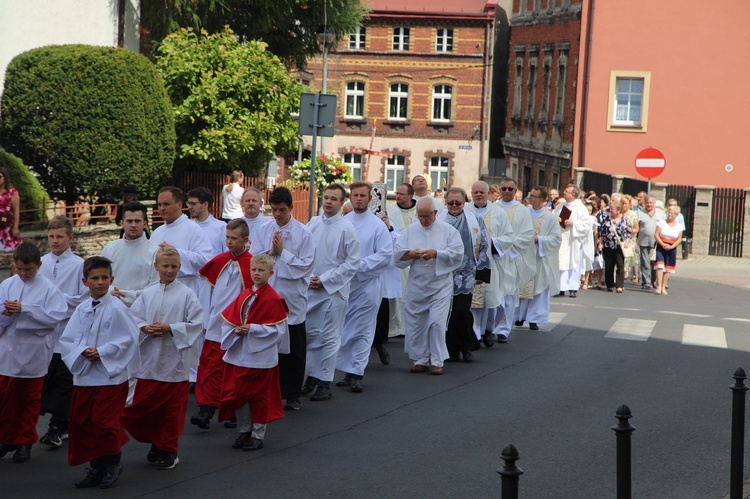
[541,56,552,119]
[538,168,546,188]
[552,171,559,189]
[607,70,651,132]
[343,153,363,181]
[344,81,365,118]
[392,27,410,51]
[388,83,409,120]
[436,28,453,53]
[513,58,524,116]
[554,51,568,121]
[429,156,450,191]
[348,27,366,50]
[386,155,406,192]
[526,57,538,118]
[431,85,453,122]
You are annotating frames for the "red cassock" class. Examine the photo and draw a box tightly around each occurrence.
[68,383,129,466]
[218,284,288,425]
[121,379,189,453]
[0,376,44,445]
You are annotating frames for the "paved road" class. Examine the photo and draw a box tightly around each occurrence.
[2,272,748,498]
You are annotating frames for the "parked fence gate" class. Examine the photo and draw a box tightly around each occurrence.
[709,187,745,257]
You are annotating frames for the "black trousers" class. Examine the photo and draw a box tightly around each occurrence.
[373,298,390,348]
[446,293,474,358]
[279,322,307,400]
[40,353,73,431]
[603,247,625,289]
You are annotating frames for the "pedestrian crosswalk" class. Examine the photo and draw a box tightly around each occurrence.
[604,318,656,342]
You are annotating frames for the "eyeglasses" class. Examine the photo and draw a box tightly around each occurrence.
[500,187,516,192]
[446,201,463,206]
[529,194,542,199]
[186,201,199,206]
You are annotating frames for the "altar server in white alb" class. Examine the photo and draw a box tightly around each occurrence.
[0,242,67,464]
[466,181,515,346]
[121,246,204,470]
[251,186,314,411]
[335,181,393,393]
[187,187,228,256]
[515,186,562,330]
[302,184,360,402]
[101,201,159,307]
[241,187,272,245]
[395,198,463,375]
[554,185,593,298]
[495,178,536,342]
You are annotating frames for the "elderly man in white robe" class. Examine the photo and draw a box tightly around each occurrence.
[302,184,360,402]
[466,181,515,346]
[437,188,490,363]
[495,178,535,341]
[335,181,393,393]
[240,187,271,246]
[554,185,593,297]
[515,186,562,330]
[395,198,463,375]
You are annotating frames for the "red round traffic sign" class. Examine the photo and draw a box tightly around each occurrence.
[634,147,666,179]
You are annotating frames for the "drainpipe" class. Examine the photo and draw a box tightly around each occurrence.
[479,15,492,180]
[578,0,594,168]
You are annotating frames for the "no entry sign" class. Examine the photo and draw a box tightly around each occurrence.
[634,147,666,179]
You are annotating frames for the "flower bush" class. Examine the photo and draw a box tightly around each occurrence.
[289,153,353,197]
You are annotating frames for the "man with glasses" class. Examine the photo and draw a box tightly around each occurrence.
[187,187,227,257]
[554,185,592,298]
[393,183,417,228]
[515,186,561,330]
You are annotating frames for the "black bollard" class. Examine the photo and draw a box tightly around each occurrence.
[497,444,523,499]
[730,368,748,499]
[612,404,635,499]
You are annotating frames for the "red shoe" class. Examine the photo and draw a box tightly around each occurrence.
[410,364,428,373]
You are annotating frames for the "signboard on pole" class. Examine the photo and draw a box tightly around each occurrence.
[634,147,666,179]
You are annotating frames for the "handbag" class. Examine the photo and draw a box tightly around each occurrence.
[610,219,633,259]
[648,247,657,262]
[593,253,605,271]
[0,210,13,228]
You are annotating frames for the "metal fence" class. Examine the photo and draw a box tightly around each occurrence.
[665,184,696,238]
[621,177,648,197]
[581,170,613,197]
[709,187,745,257]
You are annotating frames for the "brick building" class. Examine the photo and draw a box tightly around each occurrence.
[503,0,582,195]
[297,0,508,194]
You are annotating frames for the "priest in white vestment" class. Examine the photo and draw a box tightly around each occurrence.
[303,184,360,402]
[466,181,515,346]
[395,198,463,374]
[515,186,562,330]
[554,185,593,297]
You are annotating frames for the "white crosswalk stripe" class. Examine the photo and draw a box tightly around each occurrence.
[681,324,728,349]
[604,318,656,342]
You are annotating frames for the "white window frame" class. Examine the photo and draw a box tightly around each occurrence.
[428,156,450,191]
[392,27,410,51]
[388,83,409,120]
[436,28,454,53]
[348,27,366,50]
[385,155,406,192]
[431,84,453,122]
[343,152,363,181]
[607,70,651,132]
[344,81,365,119]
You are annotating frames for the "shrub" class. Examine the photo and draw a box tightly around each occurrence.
[0,150,50,222]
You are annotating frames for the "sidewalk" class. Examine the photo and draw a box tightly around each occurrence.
[677,255,750,291]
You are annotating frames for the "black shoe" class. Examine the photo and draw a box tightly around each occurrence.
[350,378,363,393]
[310,384,332,401]
[39,425,65,448]
[242,438,264,451]
[99,463,123,489]
[232,432,252,449]
[514,320,524,327]
[569,291,577,298]
[375,344,390,365]
[497,335,508,343]
[224,421,237,429]
[188,382,196,394]
[482,331,495,348]
[190,408,211,429]
[300,376,319,396]
[335,374,352,387]
[155,453,179,470]
[284,398,301,411]
[529,322,539,331]
[462,350,474,363]
[0,444,17,458]
[146,444,161,463]
[558,291,565,296]
[12,445,31,463]
[75,467,104,488]
[641,283,650,290]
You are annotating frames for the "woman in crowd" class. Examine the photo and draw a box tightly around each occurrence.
[654,206,683,295]
[0,167,22,254]
[220,170,245,221]
[597,199,633,293]
[621,195,640,283]
[489,184,501,203]
[581,199,597,289]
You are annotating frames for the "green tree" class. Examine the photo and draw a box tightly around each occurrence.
[141,0,368,68]
[0,150,50,223]
[156,27,302,174]
[0,45,175,203]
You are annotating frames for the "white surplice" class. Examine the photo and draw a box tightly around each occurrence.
[336,210,393,377]
[250,216,315,325]
[59,294,140,386]
[305,212,360,382]
[201,252,250,343]
[129,280,204,382]
[242,214,273,247]
[0,274,68,378]
[413,194,445,214]
[394,220,463,367]
[150,214,213,295]
[100,233,159,307]
[554,198,593,291]
[39,248,89,351]
[387,201,416,337]
[194,215,228,256]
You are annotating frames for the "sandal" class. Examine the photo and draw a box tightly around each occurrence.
[616,288,623,293]
[581,284,589,290]
[631,277,638,283]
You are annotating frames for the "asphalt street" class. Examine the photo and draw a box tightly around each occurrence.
[2,272,749,498]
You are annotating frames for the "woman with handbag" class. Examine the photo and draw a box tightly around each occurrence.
[653,206,683,295]
[597,200,633,293]
[0,168,22,253]
[621,195,640,282]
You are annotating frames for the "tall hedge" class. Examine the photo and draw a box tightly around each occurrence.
[0,45,176,203]
[0,150,50,222]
